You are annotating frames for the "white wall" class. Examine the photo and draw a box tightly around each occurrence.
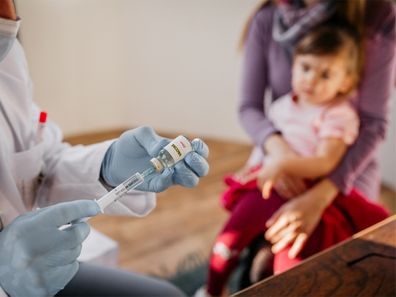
[15,0,259,141]
[14,0,396,190]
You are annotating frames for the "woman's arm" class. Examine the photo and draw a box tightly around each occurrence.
[239,7,280,149]
[329,4,396,196]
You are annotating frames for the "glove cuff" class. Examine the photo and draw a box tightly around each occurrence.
[100,143,117,188]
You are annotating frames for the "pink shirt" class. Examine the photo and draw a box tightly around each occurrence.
[268,94,359,157]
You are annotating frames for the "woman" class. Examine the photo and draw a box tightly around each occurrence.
[236,0,395,289]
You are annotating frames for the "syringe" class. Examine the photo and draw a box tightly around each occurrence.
[59,135,194,229]
[60,171,152,229]
[95,135,193,213]
[95,166,155,212]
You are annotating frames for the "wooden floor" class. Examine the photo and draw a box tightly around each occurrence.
[65,129,396,278]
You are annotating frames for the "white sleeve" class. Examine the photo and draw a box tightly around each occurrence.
[0,286,7,297]
[0,17,21,37]
[37,117,156,217]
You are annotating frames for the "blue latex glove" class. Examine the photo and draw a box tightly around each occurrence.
[0,200,100,297]
[101,126,209,192]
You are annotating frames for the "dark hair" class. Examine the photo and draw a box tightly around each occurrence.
[294,26,360,94]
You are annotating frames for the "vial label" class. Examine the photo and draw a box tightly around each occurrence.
[163,135,192,163]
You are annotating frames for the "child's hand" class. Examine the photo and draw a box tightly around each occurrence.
[234,165,258,183]
[233,164,263,184]
[257,158,284,198]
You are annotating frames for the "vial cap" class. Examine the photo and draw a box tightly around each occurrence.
[150,157,164,172]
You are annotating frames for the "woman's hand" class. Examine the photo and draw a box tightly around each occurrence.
[264,179,339,258]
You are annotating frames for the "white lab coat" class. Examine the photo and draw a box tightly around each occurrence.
[0,40,156,227]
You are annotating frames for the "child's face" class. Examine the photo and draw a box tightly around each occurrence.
[292,52,352,105]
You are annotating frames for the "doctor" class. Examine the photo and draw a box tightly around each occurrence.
[0,1,209,296]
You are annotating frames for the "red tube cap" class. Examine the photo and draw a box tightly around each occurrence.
[39,111,47,123]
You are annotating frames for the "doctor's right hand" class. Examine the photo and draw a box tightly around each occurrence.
[0,200,100,297]
[101,126,209,192]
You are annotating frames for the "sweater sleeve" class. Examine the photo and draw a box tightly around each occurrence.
[329,5,396,194]
[238,7,280,148]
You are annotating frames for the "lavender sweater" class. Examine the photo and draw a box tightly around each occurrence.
[239,1,396,199]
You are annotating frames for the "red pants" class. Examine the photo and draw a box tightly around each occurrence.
[206,179,389,296]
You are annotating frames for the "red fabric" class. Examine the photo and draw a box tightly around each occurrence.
[218,175,390,276]
[221,175,257,211]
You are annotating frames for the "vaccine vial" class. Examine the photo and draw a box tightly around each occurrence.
[150,135,193,172]
[96,135,196,213]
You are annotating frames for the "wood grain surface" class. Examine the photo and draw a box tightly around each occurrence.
[233,216,396,297]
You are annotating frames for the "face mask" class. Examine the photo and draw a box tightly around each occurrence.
[0,18,20,63]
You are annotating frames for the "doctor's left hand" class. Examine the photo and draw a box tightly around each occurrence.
[0,200,101,297]
[101,126,209,192]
